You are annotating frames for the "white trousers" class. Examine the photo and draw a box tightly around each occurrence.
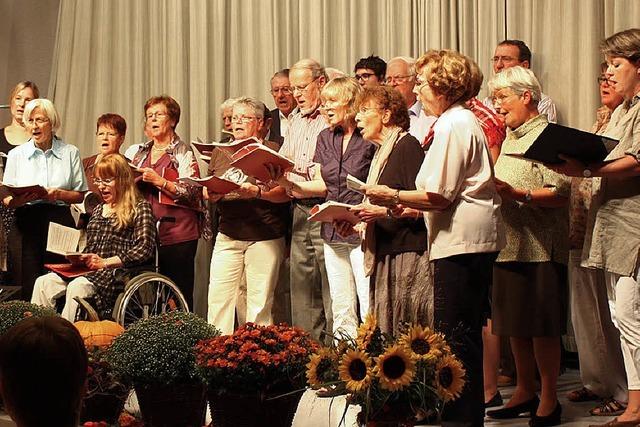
[31,272,95,322]
[605,266,640,390]
[207,233,285,335]
[323,242,370,338]
[570,250,627,401]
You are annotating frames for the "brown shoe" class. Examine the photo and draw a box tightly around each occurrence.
[590,398,627,416]
[567,386,600,402]
[588,417,640,427]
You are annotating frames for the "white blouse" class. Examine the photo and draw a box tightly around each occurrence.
[415,104,505,260]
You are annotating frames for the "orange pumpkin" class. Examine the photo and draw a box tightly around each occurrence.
[75,320,124,348]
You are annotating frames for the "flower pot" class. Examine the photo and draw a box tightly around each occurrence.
[80,392,127,424]
[208,389,303,427]
[135,383,206,427]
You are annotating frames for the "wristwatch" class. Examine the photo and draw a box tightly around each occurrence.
[583,168,592,178]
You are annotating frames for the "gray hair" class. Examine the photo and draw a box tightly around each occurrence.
[487,66,541,104]
[23,99,61,132]
[290,58,328,80]
[219,97,238,115]
[233,96,266,120]
[387,56,416,76]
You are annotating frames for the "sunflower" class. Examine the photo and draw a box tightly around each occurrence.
[399,326,448,363]
[355,313,384,355]
[306,347,339,388]
[435,355,466,402]
[375,345,416,392]
[338,349,373,392]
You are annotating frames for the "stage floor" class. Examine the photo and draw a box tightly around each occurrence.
[0,369,619,426]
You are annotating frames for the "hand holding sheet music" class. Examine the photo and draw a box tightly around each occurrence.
[308,201,360,224]
[230,143,294,182]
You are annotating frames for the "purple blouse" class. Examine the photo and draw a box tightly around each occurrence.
[313,127,376,244]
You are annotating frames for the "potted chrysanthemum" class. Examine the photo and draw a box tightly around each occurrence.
[106,312,219,427]
[195,322,319,427]
[306,314,465,427]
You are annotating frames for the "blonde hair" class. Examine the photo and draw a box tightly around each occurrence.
[94,154,142,229]
[9,81,39,105]
[321,77,362,121]
[487,66,542,104]
[464,57,484,100]
[23,99,61,132]
[416,50,471,103]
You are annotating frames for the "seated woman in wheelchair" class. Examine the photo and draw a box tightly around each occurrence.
[31,154,156,321]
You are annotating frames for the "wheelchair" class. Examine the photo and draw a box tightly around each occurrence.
[75,217,189,328]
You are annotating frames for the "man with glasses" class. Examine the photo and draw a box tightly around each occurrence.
[278,58,332,342]
[269,69,298,146]
[483,40,557,122]
[385,56,436,143]
[353,55,386,87]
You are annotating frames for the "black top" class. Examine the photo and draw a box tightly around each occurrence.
[374,133,428,257]
[211,141,290,241]
[0,128,15,155]
[269,109,284,147]
[313,126,375,244]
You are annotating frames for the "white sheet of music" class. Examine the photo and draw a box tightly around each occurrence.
[46,222,82,255]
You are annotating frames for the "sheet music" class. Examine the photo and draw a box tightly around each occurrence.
[46,222,82,255]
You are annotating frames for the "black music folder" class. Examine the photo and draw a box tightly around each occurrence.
[506,123,618,164]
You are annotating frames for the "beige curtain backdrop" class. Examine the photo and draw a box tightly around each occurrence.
[45,0,639,316]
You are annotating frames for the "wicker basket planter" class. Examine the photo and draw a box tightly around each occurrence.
[136,383,207,427]
[208,389,303,427]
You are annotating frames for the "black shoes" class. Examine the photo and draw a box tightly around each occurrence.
[485,391,503,408]
[486,395,540,419]
[529,401,562,427]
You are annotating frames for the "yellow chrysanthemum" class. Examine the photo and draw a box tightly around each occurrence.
[375,345,416,392]
[338,349,373,392]
[399,326,448,363]
[435,355,466,402]
[355,313,377,350]
[306,347,338,388]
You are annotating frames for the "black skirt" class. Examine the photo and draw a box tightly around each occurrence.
[492,261,568,337]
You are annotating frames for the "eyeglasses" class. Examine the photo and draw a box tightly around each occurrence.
[355,72,376,81]
[491,56,519,63]
[145,112,168,120]
[358,106,383,114]
[93,178,116,186]
[597,76,611,85]
[291,77,319,94]
[97,131,119,138]
[26,117,50,126]
[231,115,259,123]
[492,92,520,107]
[385,75,414,85]
[270,87,292,95]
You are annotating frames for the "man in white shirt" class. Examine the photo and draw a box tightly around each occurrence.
[385,56,436,143]
[483,40,557,123]
[269,69,298,146]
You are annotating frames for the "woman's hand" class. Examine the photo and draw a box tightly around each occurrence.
[235,183,260,199]
[333,220,357,237]
[350,203,387,223]
[493,178,518,200]
[363,184,398,208]
[546,155,586,177]
[81,253,107,270]
[202,187,224,202]
[139,167,165,187]
[44,188,60,202]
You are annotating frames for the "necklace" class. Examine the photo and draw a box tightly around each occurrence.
[152,145,168,152]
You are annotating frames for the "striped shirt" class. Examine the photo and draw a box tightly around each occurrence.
[279,109,328,182]
[467,97,506,149]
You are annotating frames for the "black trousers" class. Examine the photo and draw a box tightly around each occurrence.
[8,204,75,301]
[434,251,498,427]
[158,239,198,310]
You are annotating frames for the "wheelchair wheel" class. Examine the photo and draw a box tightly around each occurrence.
[113,273,189,327]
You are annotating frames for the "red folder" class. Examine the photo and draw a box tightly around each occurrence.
[230,143,294,182]
[45,263,94,279]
